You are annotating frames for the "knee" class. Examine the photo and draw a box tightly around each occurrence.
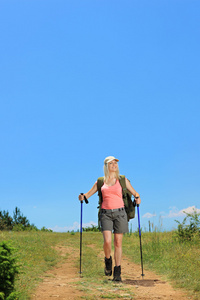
[104,239,111,248]
[114,239,122,248]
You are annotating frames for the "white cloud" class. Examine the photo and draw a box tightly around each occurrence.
[50,221,97,232]
[162,206,200,219]
[82,221,98,228]
[142,212,156,219]
[142,206,200,220]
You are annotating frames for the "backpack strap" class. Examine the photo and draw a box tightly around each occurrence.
[97,177,104,206]
[119,175,127,199]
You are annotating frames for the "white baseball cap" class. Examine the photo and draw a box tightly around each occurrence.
[104,156,119,164]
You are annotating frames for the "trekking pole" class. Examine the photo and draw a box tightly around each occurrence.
[79,193,89,274]
[137,204,145,277]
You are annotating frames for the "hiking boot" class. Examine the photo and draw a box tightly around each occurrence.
[104,256,112,276]
[113,265,122,282]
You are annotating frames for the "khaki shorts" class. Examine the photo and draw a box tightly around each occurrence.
[100,207,128,234]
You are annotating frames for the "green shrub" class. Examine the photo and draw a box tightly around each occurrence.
[12,224,38,232]
[0,241,19,299]
[40,227,53,232]
[175,208,200,242]
[6,291,20,300]
[82,225,100,232]
[0,292,4,300]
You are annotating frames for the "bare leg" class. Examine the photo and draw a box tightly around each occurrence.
[102,230,112,258]
[114,233,123,266]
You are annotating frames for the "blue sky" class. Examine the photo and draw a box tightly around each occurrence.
[0,0,199,232]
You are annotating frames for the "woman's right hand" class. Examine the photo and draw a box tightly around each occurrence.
[78,194,85,201]
[78,182,97,202]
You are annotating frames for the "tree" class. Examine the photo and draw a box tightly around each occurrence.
[0,211,13,231]
[13,207,30,229]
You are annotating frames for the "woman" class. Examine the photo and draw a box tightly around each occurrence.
[79,156,141,282]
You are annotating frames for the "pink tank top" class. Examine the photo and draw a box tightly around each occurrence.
[101,180,124,209]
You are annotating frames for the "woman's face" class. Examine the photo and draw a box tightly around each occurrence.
[108,160,118,172]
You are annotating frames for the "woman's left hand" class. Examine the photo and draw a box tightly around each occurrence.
[134,196,141,205]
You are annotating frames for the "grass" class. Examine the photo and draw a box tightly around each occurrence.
[123,231,200,299]
[0,231,78,299]
[0,230,199,299]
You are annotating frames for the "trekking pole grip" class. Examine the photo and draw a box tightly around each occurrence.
[80,193,89,204]
[135,196,139,207]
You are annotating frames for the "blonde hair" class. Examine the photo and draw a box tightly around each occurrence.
[104,161,120,181]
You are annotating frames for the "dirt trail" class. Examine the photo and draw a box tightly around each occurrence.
[31,246,84,300]
[32,245,190,300]
[121,255,188,300]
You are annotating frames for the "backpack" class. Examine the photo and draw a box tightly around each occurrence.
[97,175,136,227]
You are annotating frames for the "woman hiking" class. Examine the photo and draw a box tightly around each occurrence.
[78,156,141,282]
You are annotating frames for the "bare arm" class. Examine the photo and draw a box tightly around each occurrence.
[125,178,141,205]
[78,182,98,201]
